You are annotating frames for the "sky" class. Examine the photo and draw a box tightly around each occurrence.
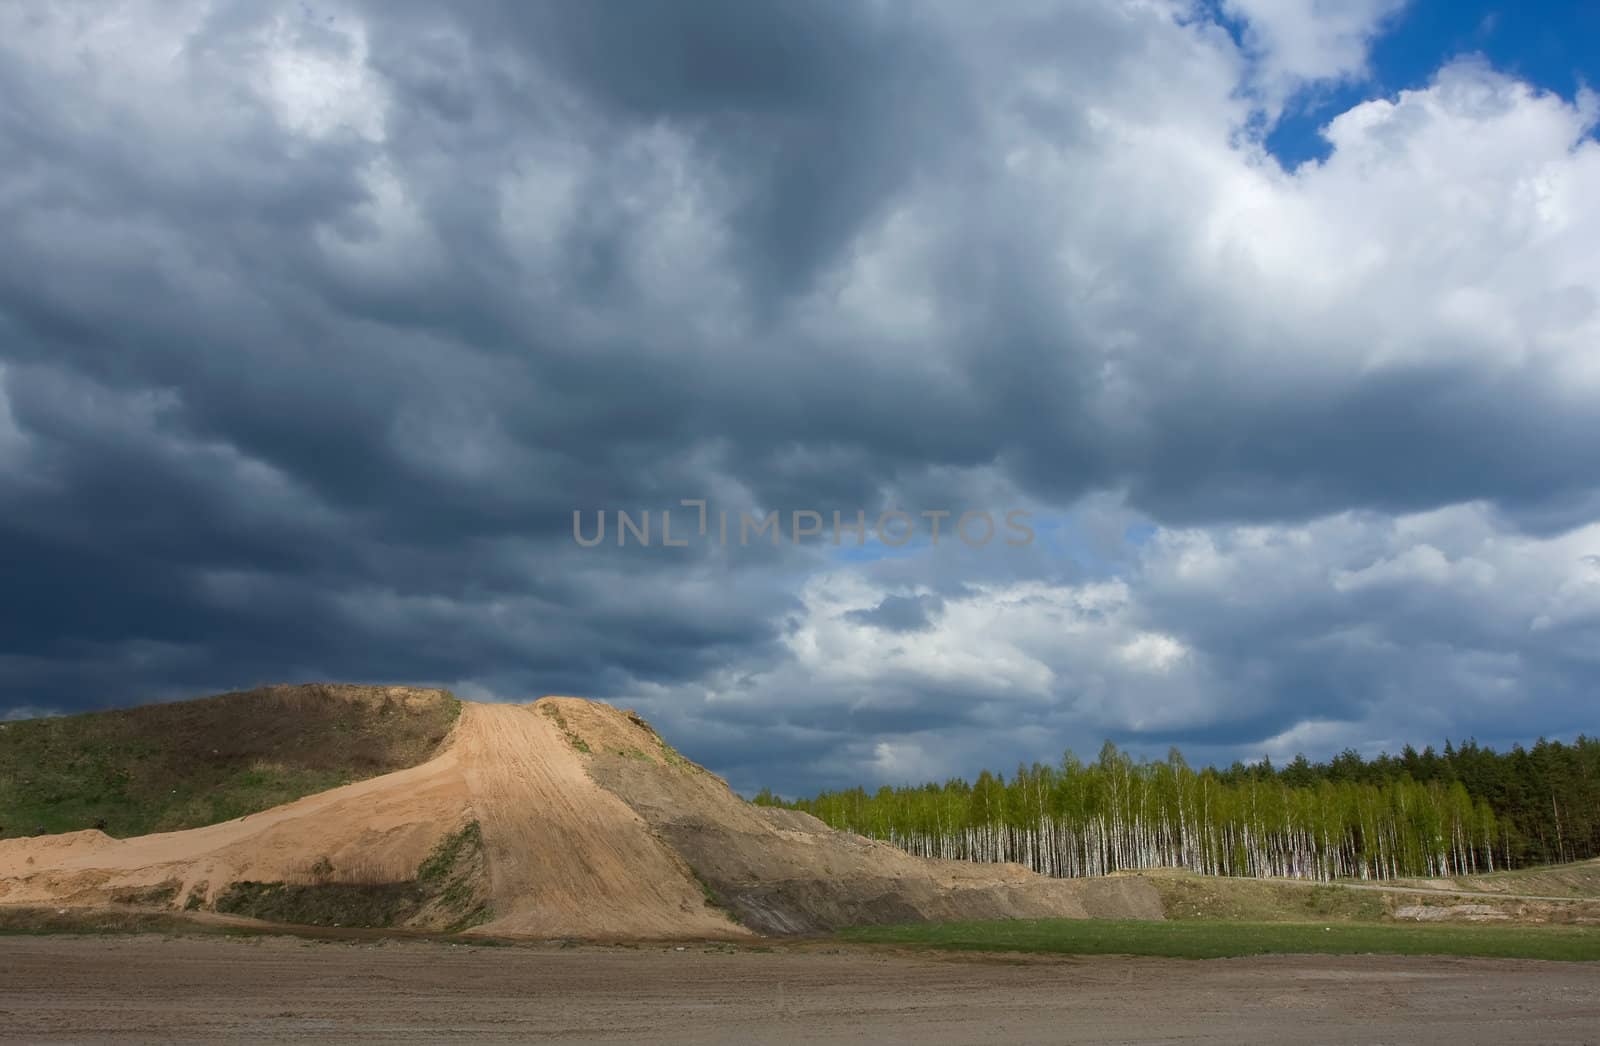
[1,1,1598,796]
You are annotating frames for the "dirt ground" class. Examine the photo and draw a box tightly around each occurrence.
[2,935,1596,1045]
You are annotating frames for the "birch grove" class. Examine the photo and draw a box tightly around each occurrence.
[762,743,1541,881]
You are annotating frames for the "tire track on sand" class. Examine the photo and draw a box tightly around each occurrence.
[456,703,748,939]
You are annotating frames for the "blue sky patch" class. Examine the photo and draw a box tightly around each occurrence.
[1264,1,1600,167]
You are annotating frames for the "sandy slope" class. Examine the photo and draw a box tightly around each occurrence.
[0,695,1159,937]
[457,702,742,938]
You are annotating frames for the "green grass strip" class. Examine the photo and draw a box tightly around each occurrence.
[839,918,1600,962]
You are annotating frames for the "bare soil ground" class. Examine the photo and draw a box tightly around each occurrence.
[1143,866,1600,926]
[1383,858,1600,901]
[2,934,1596,1045]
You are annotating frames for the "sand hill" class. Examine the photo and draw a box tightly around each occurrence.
[0,689,1161,937]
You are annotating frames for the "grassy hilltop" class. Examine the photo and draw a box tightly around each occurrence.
[0,684,460,839]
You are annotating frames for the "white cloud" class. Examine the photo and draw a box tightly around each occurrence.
[2,706,63,722]
[868,739,947,783]
[0,1,386,148]
[1530,553,1600,634]
[1333,544,1458,591]
[1223,0,1407,104]
[1117,632,1190,673]
[1036,56,1600,390]
[661,500,1600,787]
[256,8,388,141]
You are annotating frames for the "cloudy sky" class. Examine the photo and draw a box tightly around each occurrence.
[2,0,1598,795]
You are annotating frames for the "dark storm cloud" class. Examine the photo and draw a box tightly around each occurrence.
[846,593,944,633]
[430,0,965,298]
[1114,362,1600,526]
[0,1,1596,789]
[844,594,940,636]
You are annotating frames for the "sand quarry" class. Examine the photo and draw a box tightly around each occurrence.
[4,691,1599,1044]
[0,693,1159,937]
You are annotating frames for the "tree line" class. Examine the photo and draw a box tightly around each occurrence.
[755,736,1600,880]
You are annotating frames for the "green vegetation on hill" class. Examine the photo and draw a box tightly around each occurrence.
[839,918,1600,962]
[539,703,591,753]
[214,820,491,932]
[0,685,461,839]
[1146,871,1389,922]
